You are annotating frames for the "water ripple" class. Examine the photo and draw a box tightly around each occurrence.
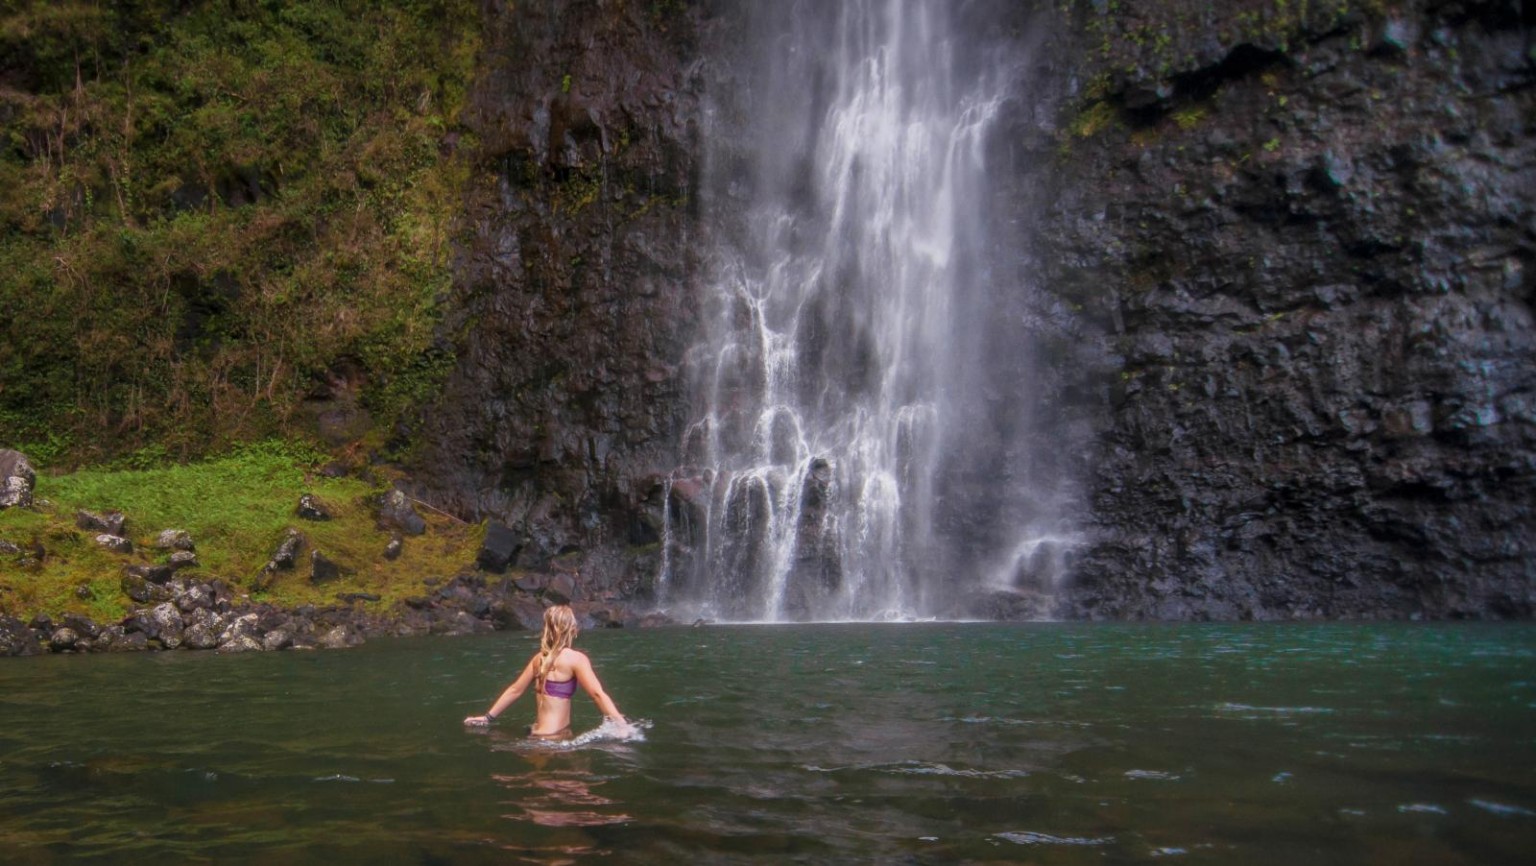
[1125,769,1182,781]
[1469,799,1536,817]
[1214,702,1336,716]
[995,831,1114,846]
[802,761,1030,779]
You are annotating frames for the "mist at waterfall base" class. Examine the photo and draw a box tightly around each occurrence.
[657,0,1071,623]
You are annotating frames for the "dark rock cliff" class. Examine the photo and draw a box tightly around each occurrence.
[1024,0,1536,619]
[412,0,706,597]
[416,0,1533,619]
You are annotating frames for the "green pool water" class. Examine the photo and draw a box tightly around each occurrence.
[1,623,1532,864]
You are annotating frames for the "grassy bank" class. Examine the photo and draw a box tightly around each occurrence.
[0,441,483,623]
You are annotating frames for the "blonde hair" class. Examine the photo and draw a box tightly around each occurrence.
[537,604,578,687]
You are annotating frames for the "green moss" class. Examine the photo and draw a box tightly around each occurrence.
[1172,106,1207,130]
[554,169,604,215]
[1068,101,1120,139]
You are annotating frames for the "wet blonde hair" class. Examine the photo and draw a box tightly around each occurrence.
[537,604,578,687]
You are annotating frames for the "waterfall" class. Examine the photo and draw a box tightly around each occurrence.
[663,0,1068,621]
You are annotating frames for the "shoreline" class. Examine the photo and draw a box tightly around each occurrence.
[0,572,670,658]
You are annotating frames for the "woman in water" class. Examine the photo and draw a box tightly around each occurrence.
[463,604,629,739]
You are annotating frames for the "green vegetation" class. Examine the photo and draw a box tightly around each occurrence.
[0,441,484,622]
[0,0,482,465]
[1067,101,1120,139]
[1172,106,1206,130]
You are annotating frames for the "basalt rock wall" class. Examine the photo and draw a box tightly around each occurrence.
[412,0,708,597]
[415,0,1533,620]
[1025,0,1536,619]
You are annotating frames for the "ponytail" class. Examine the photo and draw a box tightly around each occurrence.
[537,605,578,689]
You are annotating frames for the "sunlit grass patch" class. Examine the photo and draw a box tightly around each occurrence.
[0,442,482,622]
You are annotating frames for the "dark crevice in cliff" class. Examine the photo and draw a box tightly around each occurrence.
[1123,42,1292,124]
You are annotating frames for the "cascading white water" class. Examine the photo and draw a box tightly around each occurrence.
[660,0,1068,621]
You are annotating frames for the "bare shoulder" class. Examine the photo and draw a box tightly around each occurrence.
[562,647,592,666]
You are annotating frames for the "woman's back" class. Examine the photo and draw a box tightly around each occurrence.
[464,604,628,738]
[541,647,582,685]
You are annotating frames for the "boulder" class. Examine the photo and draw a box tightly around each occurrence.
[206,579,235,614]
[168,550,198,570]
[310,550,343,583]
[154,529,195,551]
[317,624,363,649]
[377,489,427,536]
[514,574,548,593]
[49,628,80,652]
[262,629,292,651]
[383,534,403,561]
[60,614,99,639]
[269,528,305,569]
[181,622,220,650]
[125,563,175,585]
[175,582,215,612]
[477,522,520,573]
[97,626,148,653]
[218,613,261,643]
[0,449,35,509]
[147,603,186,646]
[0,615,44,656]
[577,603,628,628]
[186,606,225,633]
[120,573,171,605]
[0,475,32,508]
[254,607,290,633]
[487,600,521,630]
[545,573,579,605]
[430,609,491,637]
[296,493,332,521]
[217,634,264,653]
[76,509,126,535]
[93,534,133,554]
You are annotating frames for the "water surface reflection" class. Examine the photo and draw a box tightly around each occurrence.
[0,624,1531,863]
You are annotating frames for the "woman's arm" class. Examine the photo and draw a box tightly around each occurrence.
[464,654,539,725]
[573,652,628,726]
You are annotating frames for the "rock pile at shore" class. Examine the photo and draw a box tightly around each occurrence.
[0,573,669,657]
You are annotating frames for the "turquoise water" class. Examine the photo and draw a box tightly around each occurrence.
[0,623,1532,863]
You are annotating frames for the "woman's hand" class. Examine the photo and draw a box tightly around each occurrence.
[464,714,493,726]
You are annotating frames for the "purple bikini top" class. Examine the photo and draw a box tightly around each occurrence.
[542,677,578,699]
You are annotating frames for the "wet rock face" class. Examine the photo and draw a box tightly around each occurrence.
[412,0,705,579]
[1027,0,1536,619]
